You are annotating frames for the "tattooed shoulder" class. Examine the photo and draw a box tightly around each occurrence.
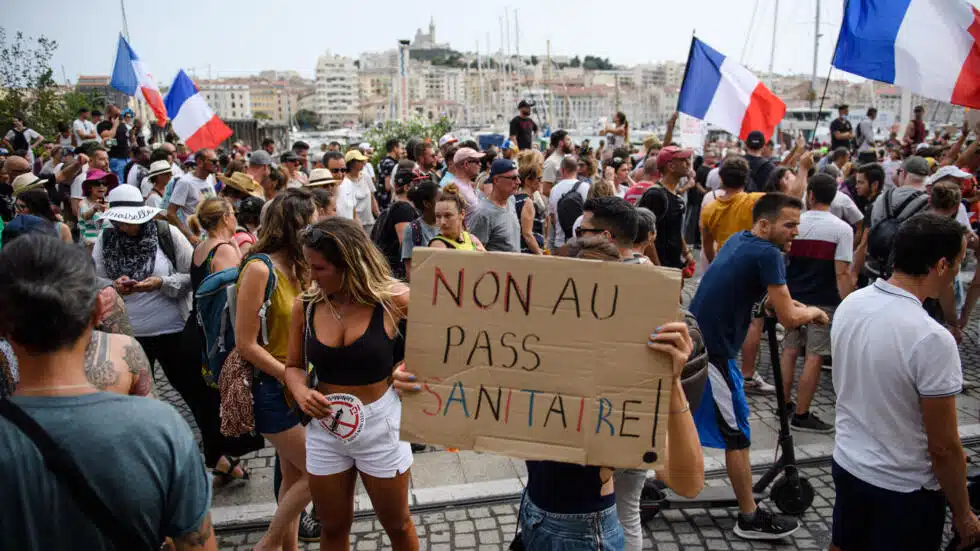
[84,331,120,391]
[95,290,134,336]
[173,513,214,549]
[122,337,153,397]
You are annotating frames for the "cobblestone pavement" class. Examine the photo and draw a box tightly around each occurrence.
[214,445,980,551]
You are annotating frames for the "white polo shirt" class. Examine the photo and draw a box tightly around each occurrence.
[831,279,962,493]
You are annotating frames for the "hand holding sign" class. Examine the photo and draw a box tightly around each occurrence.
[294,386,333,419]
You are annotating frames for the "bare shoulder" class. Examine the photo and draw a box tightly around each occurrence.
[109,334,153,397]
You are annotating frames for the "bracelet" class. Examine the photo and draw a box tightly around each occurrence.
[669,402,690,415]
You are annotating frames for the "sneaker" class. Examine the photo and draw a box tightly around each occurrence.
[773,401,795,418]
[298,510,320,542]
[790,411,834,434]
[410,443,427,453]
[743,372,776,395]
[734,508,800,540]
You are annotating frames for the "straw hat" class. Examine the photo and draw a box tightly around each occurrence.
[11,173,47,197]
[217,171,264,198]
[146,160,173,179]
[306,168,339,187]
[102,185,161,225]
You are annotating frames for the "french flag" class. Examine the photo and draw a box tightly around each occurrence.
[677,38,786,141]
[164,70,233,152]
[110,35,168,127]
[833,0,980,109]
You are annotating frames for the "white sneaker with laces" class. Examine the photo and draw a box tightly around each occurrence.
[743,372,776,395]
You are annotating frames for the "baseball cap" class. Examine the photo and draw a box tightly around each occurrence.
[518,99,535,109]
[489,158,518,178]
[345,149,368,163]
[453,147,485,165]
[358,142,373,152]
[745,131,766,150]
[927,165,972,186]
[656,146,694,169]
[902,156,930,177]
[439,133,459,148]
[280,151,299,163]
[248,150,273,166]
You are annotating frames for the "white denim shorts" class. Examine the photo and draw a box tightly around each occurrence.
[306,387,413,478]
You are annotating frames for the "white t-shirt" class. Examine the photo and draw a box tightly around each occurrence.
[72,119,98,145]
[145,190,165,209]
[542,152,563,184]
[57,133,74,148]
[548,178,591,247]
[831,279,962,492]
[169,172,216,221]
[349,172,377,226]
[706,167,723,191]
[956,202,971,229]
[336,178,358,220]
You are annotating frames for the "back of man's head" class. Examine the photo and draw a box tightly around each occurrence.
[807,173,838,206]
[560,155,578,177]
[583,196,638,248]
[893,213,966,276]
[930,180,962,213]
[832,147,850,164]
[642,158,658,179]
[719,157,750,190]
[0,235,97,354]
[752,192,803,223]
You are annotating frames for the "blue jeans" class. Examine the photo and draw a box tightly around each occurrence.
[519,493,624,551]
[109,157,127,183]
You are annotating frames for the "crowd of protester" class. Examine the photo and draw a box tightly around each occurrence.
[2,98,980,550]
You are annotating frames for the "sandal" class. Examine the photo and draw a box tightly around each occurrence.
[212,456,250,483]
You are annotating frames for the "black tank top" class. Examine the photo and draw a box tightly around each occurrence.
[306,302,396,385]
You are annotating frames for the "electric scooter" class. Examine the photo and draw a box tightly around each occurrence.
[639,307,815,521]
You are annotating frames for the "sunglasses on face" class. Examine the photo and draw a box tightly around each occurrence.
[329,167,349,174]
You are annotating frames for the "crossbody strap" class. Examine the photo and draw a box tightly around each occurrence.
[0,399,152,550]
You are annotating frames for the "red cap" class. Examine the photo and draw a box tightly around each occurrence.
[656,146,694,169]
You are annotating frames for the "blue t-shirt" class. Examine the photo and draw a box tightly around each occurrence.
[689,231,786,359]
[0,393,212,550]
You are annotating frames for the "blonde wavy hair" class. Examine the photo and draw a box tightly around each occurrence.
[587,179,616,200]
[300,217,403,324]
[187,196,233,236]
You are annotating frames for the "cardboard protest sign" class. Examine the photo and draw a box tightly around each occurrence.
[400,248,682,469]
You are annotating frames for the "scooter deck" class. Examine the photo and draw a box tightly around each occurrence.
[661,487,767,509]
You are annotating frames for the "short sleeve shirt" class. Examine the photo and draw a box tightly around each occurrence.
[169,172,216,222]
[0,393,212,549]
[700,192,765,248]
[542,153,562,184]
[786,210,853,306]
[832,280,962,492]
[690,231,786,358]
[467,196,521,252]
[830,117,853,151]
[401,219,439,262]
[509,116,538,150]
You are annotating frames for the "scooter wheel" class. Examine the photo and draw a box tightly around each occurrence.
[770,475,814,515]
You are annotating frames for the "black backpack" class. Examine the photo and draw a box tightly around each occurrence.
[866,189,928,277]
[9,128,29,152]
[556,181,586,239]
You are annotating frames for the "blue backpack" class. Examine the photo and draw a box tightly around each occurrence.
[195,253,278,388]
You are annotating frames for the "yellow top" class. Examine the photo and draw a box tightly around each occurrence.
[430,232,478,250]
[700,192,765,247]
[241,257,299,362]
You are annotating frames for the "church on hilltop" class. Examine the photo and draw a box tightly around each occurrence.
[410,18,453,59]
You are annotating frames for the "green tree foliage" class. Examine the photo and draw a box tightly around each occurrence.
[0,29,103,142]
[363,117,454,164]
[582,56,614,71]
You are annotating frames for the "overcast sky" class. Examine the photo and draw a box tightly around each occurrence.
[5,0,973,86]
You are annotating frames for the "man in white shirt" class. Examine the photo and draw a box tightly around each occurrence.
[541,130,572,199]
[830,213,980,550]
[548,155,589,249]
[327,151,358,222]
[855,108,876,153]
[2,116,44,165]
[72,108,99,145]
[167,148,218,246]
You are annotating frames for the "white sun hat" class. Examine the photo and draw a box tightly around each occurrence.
[102,184,161,225]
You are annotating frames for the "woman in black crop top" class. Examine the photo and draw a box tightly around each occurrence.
[284,217,417,550]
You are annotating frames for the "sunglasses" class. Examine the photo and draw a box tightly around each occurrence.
[575,227,606,238]
[329,167,349,174]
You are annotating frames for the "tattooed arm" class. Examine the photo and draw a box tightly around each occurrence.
[84,332,120,392]
[94,286,134,336]
[122,337,154,397]
[172,514,217,551]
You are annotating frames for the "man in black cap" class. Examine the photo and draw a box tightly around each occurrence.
[509,100,538,151]
[744,130,775,193]
[830,104,853,151]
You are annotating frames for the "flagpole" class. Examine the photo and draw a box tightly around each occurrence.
[676,31,697,115]
[809,0,847,147]
[120,0,131,42]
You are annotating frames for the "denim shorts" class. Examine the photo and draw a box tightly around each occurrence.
[252,373,299,435]
[519,492,624,551]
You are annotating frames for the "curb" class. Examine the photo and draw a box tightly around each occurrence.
[213,422,980,532]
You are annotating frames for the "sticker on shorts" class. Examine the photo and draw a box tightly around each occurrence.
[319,393,365,444]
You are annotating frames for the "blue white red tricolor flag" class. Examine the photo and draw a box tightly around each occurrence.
[163,70,233,152]
[677,38,786,141]
[109,35,168,127]
[833,0,980,109]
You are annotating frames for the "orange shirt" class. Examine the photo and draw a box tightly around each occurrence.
[700,192,765,248]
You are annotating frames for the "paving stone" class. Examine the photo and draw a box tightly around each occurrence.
[445,508,468,521]
[475,517,497,530]
[454,520,475,533]
[468,506,492,518]
[478,530,501,544]
[355,539,378,551]
[454,533,477,547]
